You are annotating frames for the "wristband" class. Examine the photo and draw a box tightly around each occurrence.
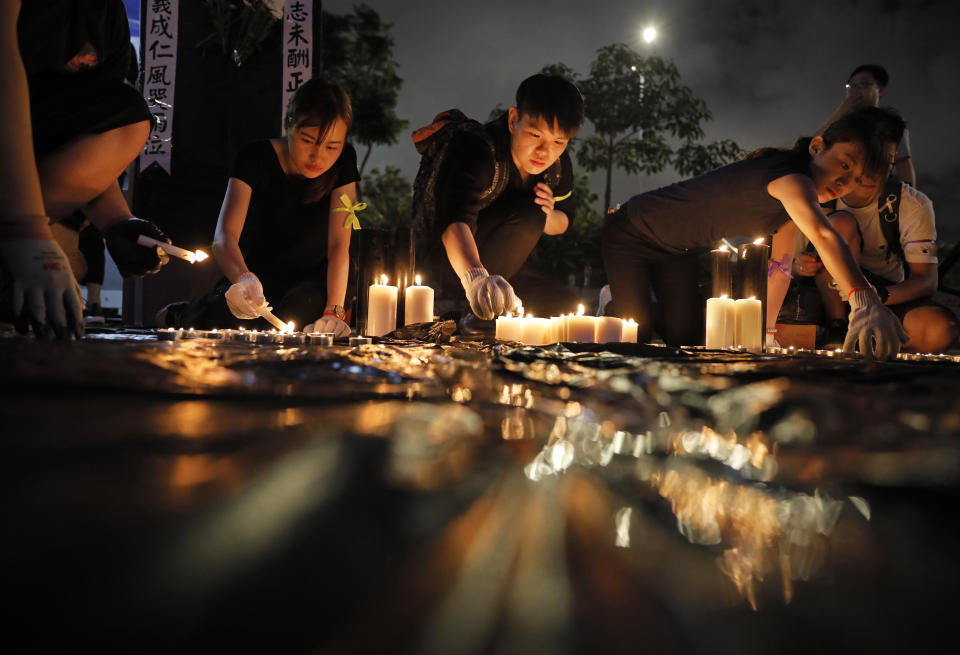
[323,304,345,320]
[847,286,869,302]
[766,328,777,334]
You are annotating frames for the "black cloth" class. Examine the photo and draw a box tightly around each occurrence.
[78,224,105,286]
[602,151,811,346]
[176,140,359,329]
[232,140,359,293]
[18,0,150,157]
[621,151,810,256]
[433,115,575,236]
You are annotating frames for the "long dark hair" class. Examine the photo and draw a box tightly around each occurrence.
[748,106,905,179]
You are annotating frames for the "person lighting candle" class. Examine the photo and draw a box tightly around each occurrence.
[601,106,909,360]
[156,79,358,337]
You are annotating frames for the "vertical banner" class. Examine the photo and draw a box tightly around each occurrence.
[141,0,179,174]
[282,0,314,133]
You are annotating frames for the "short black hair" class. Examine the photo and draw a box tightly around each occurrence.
[822,105,906,178]
[848,64,889,89]
[515,74,585,136]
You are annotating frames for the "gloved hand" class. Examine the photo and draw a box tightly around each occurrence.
[103,217,170,277]
[0,224,83,339]
[460,267,522,320]
[843,287,909,360]
[304,314,351,337]
[224,271,267,319]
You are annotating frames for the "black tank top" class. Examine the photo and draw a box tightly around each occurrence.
[624,151,810,253]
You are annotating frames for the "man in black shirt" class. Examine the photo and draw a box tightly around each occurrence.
[428,74,584,325]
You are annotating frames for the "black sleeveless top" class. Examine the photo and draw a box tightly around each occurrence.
[623,151,811,254]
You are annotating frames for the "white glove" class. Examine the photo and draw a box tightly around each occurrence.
[460,267,522,320]
[304,314,351,337]
[765,330,780,349]
[0,234,83,339]
[843,287,908,361]
[224,271,267,319]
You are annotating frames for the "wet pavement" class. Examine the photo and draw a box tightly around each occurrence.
[2,327,958,653]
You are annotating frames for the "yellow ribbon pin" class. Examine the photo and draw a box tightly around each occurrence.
[333,193,366,230]
[553,190,572,202]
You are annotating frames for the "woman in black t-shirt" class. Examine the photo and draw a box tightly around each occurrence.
[601,106,908,360]
[172,79,359,335]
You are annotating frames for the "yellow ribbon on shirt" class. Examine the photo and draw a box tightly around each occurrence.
[333,194,366,230]
[553,190,572,202]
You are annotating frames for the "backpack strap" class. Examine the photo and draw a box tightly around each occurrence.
[877,176,903,265]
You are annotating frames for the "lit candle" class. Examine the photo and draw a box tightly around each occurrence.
[734,296,763,353]
[550,316,564,343]
[621,318,638,343]
[136,235,208,264]
[705,295,736,349]
[404,274,434,325]
[157,328,181,341]
[367,273,398,337]
[520,315,551,345]
[738,237,769,339]
[495,312,523,342]
[595,316,623,343]
[568,304,597,343]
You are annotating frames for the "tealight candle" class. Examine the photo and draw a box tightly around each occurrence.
[367,274,398,337]
[404,274,434,325]
[157,328,181,341]
[595,316,623,343]
[256,331,280,344]
[228,329,252,342]
[306,333,334,346]
[182,327,200,339]
[621,318,638,343]
[350,336,372,346]
[205,329,224,340]
[568,305,597,343]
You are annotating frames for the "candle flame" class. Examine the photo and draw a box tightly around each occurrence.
[415,274,421,285]
[284,321,295,333]
[721,294,729,299]
[753,237,765,245]
[526,313,533,318]
[380,273,388,285]
[194,250,209,262]
[577,304,585,316]
[716,245,730,252]
[748,296,756,301]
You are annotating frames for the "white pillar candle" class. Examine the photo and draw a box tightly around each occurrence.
[595,316,623,343]
[621,318,638,343]
[404,274,434,325]
[705,296,736,349]
[367,274,398,337]
[561,314,571,342]
[550,316,563,343]
[735,296,763,353]
[520,316,551,345]
[568,305,597,343]
[495,314,523,342]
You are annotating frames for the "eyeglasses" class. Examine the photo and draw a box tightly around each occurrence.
[845,82,877,90]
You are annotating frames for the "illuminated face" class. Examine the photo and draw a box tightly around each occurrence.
[507,107,572,179]
[808,137,867,203]
[285,117,348,178]
[841,142,897,207]
[845,71,882,107]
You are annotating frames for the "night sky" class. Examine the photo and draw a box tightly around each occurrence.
[325,0,959,239]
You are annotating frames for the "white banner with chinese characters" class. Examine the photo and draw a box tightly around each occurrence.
[141,0,179,174]
[282,0,313,133]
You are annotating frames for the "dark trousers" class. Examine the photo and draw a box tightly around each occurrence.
[78,224,105,286]
[180,263,332,330]
[601,208,702,347]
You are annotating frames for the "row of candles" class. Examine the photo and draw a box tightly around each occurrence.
[156,327,372,346]
[495,305,638,345]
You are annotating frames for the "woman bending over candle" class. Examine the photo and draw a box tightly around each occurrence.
[158,79,357,336]
[601,106,908,359]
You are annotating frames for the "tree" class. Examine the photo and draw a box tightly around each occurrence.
[567,44,739,211]
[322,5,408,182]
[361,166,412,231]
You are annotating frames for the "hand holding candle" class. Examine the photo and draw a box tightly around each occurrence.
[103,218,173,277]
[225,272,268,320]
[136,235,208,264]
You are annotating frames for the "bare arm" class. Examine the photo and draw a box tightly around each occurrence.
[766,220,799,328]
[325,182,355,308]
[767,173,869,297]
[441,222,484,278]
[212,178,253,283]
